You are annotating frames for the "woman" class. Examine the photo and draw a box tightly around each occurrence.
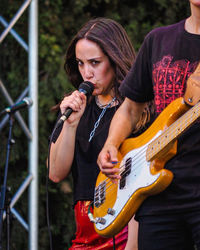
[49,17,148,249]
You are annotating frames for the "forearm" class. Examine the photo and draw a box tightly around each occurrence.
[105,98,146,149]
[49,122,77,182]
[125,216,138,250]
[49,91,87,182]
[105,109,133,150]
[97,98,146,179]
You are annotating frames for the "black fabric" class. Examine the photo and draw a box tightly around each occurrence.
[120,19,200,217]
[137,211,200,250]
[51,98,119,205]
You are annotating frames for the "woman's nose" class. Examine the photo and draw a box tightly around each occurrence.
[83,65,93,80]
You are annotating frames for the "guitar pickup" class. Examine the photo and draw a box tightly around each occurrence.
[94,181,106,208]
[120,157,132,189]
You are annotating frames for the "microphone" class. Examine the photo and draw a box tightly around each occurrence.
[0,97,33,117]
[56,81,94,127]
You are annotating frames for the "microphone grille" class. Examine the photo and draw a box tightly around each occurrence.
[78,81,94,96]
[23,97,33,107]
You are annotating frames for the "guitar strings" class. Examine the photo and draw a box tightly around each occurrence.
[94,144,148,200]
[95,108,200,203]
[105,104,200,183]
[94,150,147,205]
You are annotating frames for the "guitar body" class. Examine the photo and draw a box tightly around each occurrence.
[93,97,191,237]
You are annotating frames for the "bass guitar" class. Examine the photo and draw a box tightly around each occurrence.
[92,96,200,237]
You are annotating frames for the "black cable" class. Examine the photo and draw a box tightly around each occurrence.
[46,123,60,250]
[88,202,116,250]
[112,236,116,250]
[46,141,53,250]
[46,82,94,249]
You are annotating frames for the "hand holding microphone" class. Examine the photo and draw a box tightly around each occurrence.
[56,81,94,128]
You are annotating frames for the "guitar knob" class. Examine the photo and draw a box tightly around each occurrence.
[107,208,115,215]
[96,217,106,225]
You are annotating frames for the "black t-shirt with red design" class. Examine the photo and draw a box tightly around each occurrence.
[120,19,200,216]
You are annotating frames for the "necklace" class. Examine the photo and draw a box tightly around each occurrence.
[88,97,116,142]
[95,96,117,109]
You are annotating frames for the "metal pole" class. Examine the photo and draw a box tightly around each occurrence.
[0,82,32,139]
[0,0,32,43]
[0,16,29,51]
[28,0,38,249]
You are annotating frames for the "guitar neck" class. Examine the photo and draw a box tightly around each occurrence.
[147,102,200,161]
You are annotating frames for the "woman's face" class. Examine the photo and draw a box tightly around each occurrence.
[189,0,200,7]
[75,38,115,96]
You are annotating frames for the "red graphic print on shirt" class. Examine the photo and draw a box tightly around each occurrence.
[152,55,198,114]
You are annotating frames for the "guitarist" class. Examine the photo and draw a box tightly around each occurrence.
[98,1,200,249]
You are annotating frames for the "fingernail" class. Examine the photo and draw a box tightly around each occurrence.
[111,161,119,164]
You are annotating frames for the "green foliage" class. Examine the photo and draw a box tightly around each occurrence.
[0,0,190,248]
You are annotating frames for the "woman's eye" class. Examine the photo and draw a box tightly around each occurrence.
[92,60,99,65]
[77,61,83,66]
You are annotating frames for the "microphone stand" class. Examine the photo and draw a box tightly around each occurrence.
[0,113,15,250]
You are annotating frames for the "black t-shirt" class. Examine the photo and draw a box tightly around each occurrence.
[120,19,200,216]
[51,98,119,205]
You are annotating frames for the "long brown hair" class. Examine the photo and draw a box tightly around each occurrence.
[64,17,135,102]
[55,17,153,131]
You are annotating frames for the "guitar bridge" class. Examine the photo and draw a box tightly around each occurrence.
[94,181,106,208]
[120,157,132,189]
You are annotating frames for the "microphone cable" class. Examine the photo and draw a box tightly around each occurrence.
[46,123,59,250]
[46,81,94,249]
[46,142,53,250]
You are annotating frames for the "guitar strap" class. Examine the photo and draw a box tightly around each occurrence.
[184,62,200,106]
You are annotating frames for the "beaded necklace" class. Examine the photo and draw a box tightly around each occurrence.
[88,97,116,142]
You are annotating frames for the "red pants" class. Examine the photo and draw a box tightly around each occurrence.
[69,201,128,249]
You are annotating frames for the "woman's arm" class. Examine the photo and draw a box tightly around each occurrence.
[49,91,87,182]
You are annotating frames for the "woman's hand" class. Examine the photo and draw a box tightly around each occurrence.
[60,90,87,126]
[97,143,121,181]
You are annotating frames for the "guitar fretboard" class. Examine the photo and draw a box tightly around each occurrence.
[146,102,200,161]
